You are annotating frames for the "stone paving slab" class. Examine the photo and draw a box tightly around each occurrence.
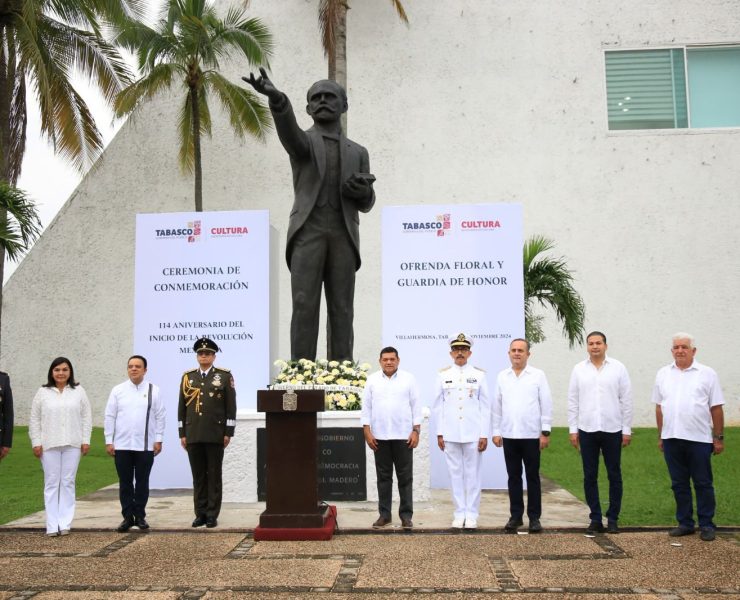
[3,483,590,531]
[512,532,739,590]
[199,595,667,600]
[0,530,736,599]
[33,595,180,600]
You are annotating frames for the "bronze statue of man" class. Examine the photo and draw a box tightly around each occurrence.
[244,68,375,361]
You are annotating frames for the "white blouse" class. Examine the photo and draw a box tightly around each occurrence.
[29,385,92,449]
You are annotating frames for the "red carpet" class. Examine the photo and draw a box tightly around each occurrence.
[254,505,337,541]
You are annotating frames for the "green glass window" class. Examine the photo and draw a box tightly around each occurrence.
[605,49,688,130]
[605,46,740,130]
[687,47,740,128]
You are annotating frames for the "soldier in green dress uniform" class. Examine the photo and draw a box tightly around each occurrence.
[178,337,236,528]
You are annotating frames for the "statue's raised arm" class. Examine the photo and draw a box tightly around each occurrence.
[242,67,283,104]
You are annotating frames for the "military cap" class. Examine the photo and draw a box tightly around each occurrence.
[449,333,473,349]
[193,337,219,353]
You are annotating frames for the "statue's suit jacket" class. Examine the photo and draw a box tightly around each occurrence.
[270,95,375,270]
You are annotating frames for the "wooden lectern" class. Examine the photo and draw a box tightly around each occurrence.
[257,389,331,528]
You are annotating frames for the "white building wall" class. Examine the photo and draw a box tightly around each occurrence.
[3,0,739,428]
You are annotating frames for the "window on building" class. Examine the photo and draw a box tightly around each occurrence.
[605,46,740,130]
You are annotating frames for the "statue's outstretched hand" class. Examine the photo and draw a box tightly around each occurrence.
[343,173,375,201]
[242,67,281,102]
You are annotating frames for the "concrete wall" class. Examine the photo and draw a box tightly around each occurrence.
[3,0,739,428]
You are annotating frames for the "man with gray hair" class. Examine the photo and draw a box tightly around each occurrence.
[652,332,725,541]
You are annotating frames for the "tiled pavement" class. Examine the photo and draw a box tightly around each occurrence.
[2,482,737,599]
[0,529,737,599]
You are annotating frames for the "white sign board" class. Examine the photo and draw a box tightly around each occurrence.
[382,203,524,488]
[134,210,270,488]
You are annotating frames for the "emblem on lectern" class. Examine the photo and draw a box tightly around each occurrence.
[282,389,298,411]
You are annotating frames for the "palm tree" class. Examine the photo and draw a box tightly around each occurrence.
[0,0,139,346]
[317,0,408,129]
[0,0,138,184]
[0,182,42,261]
[114,0,274,212]
[523,235,586,348]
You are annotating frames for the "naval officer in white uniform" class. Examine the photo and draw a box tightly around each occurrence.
[433,333,490,529]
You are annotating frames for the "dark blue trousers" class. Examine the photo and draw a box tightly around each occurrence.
[114,450,154,519]
[374,440,413,521]
[663,438,715,529]
[579,430,623,523]
[502,438,541,520]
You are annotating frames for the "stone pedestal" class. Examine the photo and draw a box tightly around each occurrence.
[223,409,431,503]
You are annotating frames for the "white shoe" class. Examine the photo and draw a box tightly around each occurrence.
[46,531,59,537]
[60,529,70,536]
[464,519,478,529]
[452,517,465,528]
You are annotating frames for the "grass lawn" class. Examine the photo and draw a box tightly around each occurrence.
[541,427,739,526]
[0,426,118,525]
[1,426,737,526]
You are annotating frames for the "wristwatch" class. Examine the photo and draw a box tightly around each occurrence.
[541,431,551,437]
[713,434,724,441]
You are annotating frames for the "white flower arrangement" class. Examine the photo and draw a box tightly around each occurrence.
[271,358,371,411]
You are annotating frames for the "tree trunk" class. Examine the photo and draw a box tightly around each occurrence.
[328,3,348,133]
[0,24,13,351]
[190,86,203,212]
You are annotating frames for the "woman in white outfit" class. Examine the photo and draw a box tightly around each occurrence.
[29,357,92,536]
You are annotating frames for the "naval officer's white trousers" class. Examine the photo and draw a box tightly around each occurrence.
[443,441,482,521]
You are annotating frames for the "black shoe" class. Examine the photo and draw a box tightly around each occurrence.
[372,516,392,528]
[116,516,135,533]
[699,527,715,542]
[206,517,218,528]
[192,516,207,528]
[586,521,605,534]
[135,516,150,530]
[528,519,542,533]
[607,521,619,534]
[504,517,523,533]
[669,526,695,537]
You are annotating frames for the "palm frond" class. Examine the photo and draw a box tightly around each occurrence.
[0,182,43,262]
[113,63,179,116]
[206,72,271,140]
[177,94,195,173]
[318,0,344,59]
[41,16,133,102]
[0,0,152,184]
[523,235,586,348]
[209,15,273,68]
[388,0,409,24]
[52,80,104,171]
[7,44,27,184]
